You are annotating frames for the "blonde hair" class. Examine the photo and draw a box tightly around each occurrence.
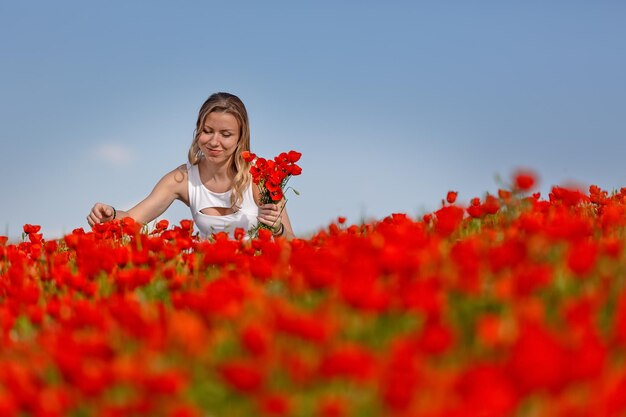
[188,92,251,209]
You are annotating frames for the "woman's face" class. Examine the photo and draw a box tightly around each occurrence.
[197,111,241,163]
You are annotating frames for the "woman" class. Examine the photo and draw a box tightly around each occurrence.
[87,92,295,239]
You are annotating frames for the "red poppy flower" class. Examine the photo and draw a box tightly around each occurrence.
[23,224,41,234]
[317,397,347,417]
[567,240,598,277]
[217,360,265,394]
[514,170,536,191]
[508,321,568,392]
[287,164,302,176]
[240,323,271,356]
[258,393,291,416]
[434,205,465,236]
[287,150,302,162]
[318,344,376,381]
[242,151,256,162]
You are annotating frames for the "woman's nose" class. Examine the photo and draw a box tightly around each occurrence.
[207,134,219,146]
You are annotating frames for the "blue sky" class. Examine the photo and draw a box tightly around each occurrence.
[1,1,625,240]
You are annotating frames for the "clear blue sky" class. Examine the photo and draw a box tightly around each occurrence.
[1,1,625,240]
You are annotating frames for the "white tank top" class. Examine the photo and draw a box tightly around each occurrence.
[187,163,259,238]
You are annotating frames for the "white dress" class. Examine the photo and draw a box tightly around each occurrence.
[187,163,259,238]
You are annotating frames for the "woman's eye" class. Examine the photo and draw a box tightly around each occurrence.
[223,133,232,138]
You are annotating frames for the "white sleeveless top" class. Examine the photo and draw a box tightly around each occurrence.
[187,163,259,238]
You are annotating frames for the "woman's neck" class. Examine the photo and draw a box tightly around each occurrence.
[199,157,234,182]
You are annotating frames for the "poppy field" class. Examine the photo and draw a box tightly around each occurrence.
[2,173,626,417]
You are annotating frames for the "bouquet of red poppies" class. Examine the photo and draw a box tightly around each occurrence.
[242,150,302,236]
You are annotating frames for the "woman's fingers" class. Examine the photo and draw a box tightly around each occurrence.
[87,203,113,226]
[99,204,113,218]
[258,204,283,227]
[87,212,98,227]
[260,204,277,217]
[261,203,284,215]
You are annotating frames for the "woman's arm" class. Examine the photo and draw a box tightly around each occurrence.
[277,204,295,240]
[87,165,188,227]
[248,182,297,239]
[257,199,295,240]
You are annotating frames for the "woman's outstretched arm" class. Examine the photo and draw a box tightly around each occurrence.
[87,165,188,227]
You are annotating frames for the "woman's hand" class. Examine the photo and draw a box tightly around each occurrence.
[87,203,115,227]
[258,202,284,234]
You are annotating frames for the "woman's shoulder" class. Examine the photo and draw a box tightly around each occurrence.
[169,164,189,181]
[156,164,190,191]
